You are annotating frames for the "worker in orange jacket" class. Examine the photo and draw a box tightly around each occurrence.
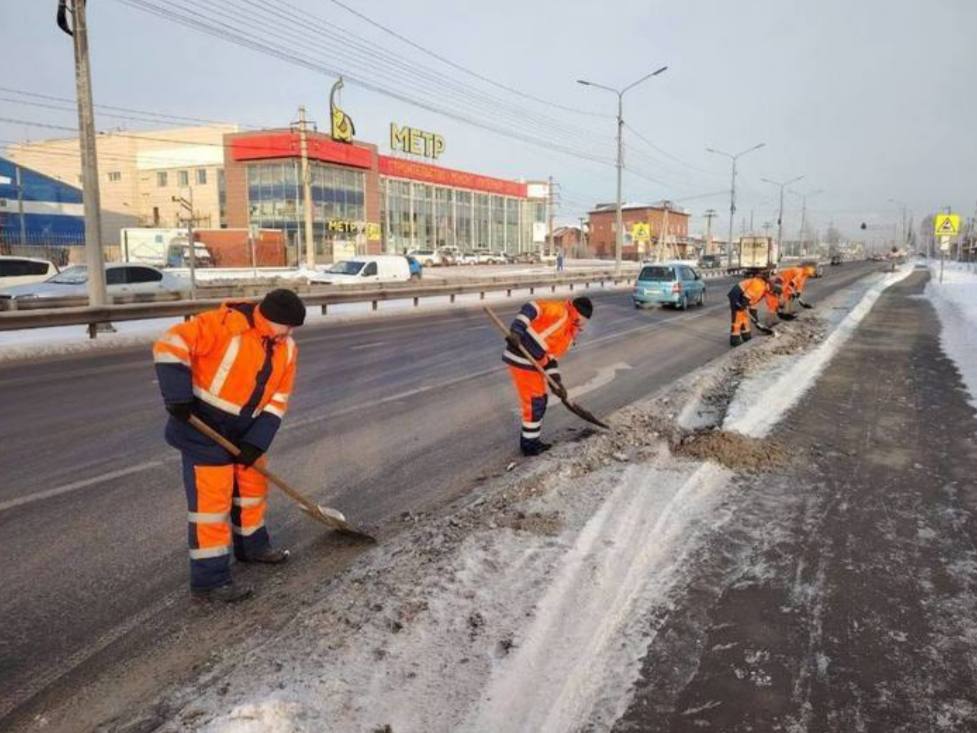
[153,289,305,602]
[502,297,593,455]
[727,273,781,346]
[775,266,811,319]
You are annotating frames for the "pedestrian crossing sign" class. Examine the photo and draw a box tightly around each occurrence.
[631,222,651,243]
[934,214,960,236]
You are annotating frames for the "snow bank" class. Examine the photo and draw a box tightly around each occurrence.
[925,260,977,408]
[724,264,914,437]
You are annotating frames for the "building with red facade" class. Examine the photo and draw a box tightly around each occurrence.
[587,202,691,260]
[222,129,547,265]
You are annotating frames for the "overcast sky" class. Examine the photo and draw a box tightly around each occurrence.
[1,0,974,242]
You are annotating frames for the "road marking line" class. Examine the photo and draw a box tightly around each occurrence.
[349,341,385,351]
[0,460,165,513]
[569,362,633,399]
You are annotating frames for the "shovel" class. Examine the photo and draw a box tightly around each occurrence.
[188,415,376,543]
[485,307,610,430]
[748,310,778,337]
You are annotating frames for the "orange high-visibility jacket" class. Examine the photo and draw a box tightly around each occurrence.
[778,267,807,297]
[503,299,582,370]
[153,302,297,455]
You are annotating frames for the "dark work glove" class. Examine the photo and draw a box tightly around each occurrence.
[165,401,194,422]
[505,330,522,352]
[235,442,264,468]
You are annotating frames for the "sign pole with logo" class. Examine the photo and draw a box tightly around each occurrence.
[934,213,960,283]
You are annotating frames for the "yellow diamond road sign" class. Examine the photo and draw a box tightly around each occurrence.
[631,222,651,243]
[934,214,960,236]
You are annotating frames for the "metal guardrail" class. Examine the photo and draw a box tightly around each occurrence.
[0,270,636,335]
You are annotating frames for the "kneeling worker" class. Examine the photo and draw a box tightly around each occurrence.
[152,289,305,602]
[727,273,780,346]
[502,297,593,456]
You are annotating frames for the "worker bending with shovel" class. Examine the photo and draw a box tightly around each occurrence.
[502,297,593,456]
[727,273,781,346]
[152,289,305,602]
[775,266,814,320]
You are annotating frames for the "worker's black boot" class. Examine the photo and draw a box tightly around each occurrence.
[191,582,253,603]
[236,547,290,564]
[729,333,743,347]
[521,439,552,457]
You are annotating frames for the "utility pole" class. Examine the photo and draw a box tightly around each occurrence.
[707,142,766,268]
[704,208,717,254]
[15,165,26,247]
[59,0,107,307]
[761,174,804,257]
[547,175,555,258]
[577,65,668,271]
[296,106,315,270]
[172,189,197,300]
[578,216,587,258]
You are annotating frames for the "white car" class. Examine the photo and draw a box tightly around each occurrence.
[455,251,479,265]
[0,263,189,302]
[0,256,59,289]
[308,255,412,285]
[406,249,443,267]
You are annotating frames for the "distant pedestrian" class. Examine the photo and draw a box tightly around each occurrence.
[152,289,306,603]
[556,250,565,272]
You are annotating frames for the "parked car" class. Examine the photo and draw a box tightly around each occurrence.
[829,253,843,266]
[0,256,59,289]
[405,255,423,280]
[488,251,509,264]
[632,262,706,310]
[801,259,825,278]
[698,254,723,270]
[455,251,479,265]
[473,249,496,264]
[437,246,461,265]
[0,263,187,301]
[513,252,541,264]
[308,255,412,285]
[406,249,443,267]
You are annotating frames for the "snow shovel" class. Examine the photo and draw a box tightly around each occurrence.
[187,415,376,543]
[484,307,610,430]
[748,310,778,337]
[797,296,814,309]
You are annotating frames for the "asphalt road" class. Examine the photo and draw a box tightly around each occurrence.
[0,261,881,728]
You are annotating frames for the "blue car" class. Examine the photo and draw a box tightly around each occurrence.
[632,262,706,310]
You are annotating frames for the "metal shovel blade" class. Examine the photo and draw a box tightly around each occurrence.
[300,503,377,543]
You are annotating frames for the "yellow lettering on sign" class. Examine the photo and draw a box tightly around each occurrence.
[390,123,410,154]
[408,128,424,156]
[432,135,445,159]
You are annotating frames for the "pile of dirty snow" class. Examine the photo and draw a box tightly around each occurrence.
[926,260,977,407]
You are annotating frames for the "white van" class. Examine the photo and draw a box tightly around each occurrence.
[0,256,59,289]
[308,255,412,285]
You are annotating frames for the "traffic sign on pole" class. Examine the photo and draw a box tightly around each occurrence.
[935,214,960,236]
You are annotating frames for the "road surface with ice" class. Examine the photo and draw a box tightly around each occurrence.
[0,261,879,730]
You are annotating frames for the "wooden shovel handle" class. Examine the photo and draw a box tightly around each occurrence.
[187,414,320,515]
[484,307,565,397]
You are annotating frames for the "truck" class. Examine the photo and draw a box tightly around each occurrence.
[120,228,212,268]
[737,236,779,270]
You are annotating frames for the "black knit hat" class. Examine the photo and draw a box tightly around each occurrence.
[259,289,306,327]
[572,296,593,320]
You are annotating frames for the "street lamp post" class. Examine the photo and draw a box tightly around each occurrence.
[706,143,766,268]
[888,198,908,246]
[761,174,804,257]
[788,188,823,257]
[578,66,668,271]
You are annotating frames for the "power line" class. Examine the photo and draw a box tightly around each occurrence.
[623,122,718,176]
[324,0,610,118]
[109,0,616,165]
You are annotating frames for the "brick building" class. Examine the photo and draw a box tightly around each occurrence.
[587,202,691,260]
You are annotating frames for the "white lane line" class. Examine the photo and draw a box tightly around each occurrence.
[0,460,165,513]
[349,341,386,351]
[568,362,633,399]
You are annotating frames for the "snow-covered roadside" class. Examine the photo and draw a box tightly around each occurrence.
[0,281,629,364]
[723,263,914,437]
[138,267,911,733]
[925,260,977,408]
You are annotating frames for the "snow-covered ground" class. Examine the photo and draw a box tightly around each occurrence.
[925,259,977,407]
[140,266,913,733]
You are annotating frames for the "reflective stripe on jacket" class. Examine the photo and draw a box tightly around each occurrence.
[502,300,580,371]
[153,302,298,460]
